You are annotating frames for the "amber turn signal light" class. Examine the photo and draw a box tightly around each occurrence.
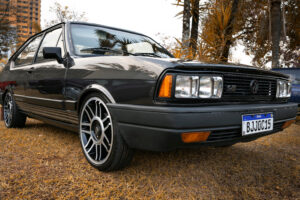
[158,74,173,98]
[181,131,211,143]
[282,120,295,129]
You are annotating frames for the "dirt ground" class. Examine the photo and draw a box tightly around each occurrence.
[0,119,299,200]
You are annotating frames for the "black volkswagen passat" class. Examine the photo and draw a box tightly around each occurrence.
[0,22,297,171]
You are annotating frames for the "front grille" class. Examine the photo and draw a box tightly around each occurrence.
[157,69,289,104]
[222,73,277,102]
[207,122,284,142]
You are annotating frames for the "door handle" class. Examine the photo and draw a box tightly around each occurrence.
[26,67,35,73]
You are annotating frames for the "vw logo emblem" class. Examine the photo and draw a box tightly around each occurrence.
[250,80,259,94]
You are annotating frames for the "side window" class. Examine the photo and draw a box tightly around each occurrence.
[36,28,63,63]
[14,35,42,67]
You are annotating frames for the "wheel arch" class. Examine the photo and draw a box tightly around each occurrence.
[77,84,116,113]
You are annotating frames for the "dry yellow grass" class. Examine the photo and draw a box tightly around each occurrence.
[0,119,299,199]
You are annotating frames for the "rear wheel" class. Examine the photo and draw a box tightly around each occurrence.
[3,92,26,128]
[79,93,133,171]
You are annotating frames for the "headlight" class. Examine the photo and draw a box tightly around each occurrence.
[174,75,223,99]
[175,75,199,98]
[276,80,291,98]
[199,76,223,98]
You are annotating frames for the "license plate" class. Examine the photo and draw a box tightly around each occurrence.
[242,113,273,136]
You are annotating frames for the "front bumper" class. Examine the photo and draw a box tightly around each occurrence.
[108,103,298,151]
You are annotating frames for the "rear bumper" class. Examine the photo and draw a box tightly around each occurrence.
[108,103,298,151]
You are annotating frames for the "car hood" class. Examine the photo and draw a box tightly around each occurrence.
[73,56,288,79]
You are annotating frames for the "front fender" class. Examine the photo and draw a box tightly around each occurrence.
[76,84,116,112]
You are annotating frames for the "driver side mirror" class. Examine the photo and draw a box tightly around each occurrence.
[43,47,63,64]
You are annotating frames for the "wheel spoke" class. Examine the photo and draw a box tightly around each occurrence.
[84,110,92,121]
[84,137,92,148]
[102,115,110,123]
[95,101,98,117]
[87,143,95,153]
[104,123,111,132]
[81,122,91,127]
[82,130,91,135]
[86,105,95,118]
[96,101,101,117]
[103,134,110,145]
[102,140,109,152]
[95,144,98,161]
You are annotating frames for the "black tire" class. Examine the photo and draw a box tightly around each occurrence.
[79,92,133,171]
[3,92,26,128]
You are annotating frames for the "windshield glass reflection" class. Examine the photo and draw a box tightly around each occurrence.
[70,24,173,58]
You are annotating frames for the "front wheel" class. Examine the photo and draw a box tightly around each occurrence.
[79,93,133,171]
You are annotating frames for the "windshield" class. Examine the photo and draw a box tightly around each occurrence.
[70,24,173,58]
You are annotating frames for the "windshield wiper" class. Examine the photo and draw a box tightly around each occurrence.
[80,48,161,58]
[80,47,123,54]
[132,53,161,58]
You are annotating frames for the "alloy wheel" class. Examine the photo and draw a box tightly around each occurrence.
[80,97,113,165]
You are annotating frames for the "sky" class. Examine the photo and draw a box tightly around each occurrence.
[41,0,252,65]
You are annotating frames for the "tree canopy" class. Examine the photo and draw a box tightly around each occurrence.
[175,0,299,68]
[45,2,87,28]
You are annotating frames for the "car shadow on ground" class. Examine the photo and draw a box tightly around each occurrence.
[12,119,299,199]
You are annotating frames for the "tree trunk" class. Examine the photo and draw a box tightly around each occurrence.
[281,0,286,41]
[189,0,200,56]
[182,0,191,52]
[270,0,281,68]
[221,0,239,62]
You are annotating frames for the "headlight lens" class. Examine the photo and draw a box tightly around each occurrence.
[199,76,212,98]
[287,82,292,97]
[174,75,223,99]
[175,75,199,98]
[276,80,291,98]
[212,77,223,98]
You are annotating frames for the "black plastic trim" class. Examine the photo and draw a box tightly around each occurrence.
[108,103,298,151]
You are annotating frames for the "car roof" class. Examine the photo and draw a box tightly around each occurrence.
[67,21,148,37]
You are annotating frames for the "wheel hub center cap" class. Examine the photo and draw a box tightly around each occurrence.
[91,118,103,141]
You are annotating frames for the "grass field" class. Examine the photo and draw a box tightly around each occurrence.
[0,119,299,199]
